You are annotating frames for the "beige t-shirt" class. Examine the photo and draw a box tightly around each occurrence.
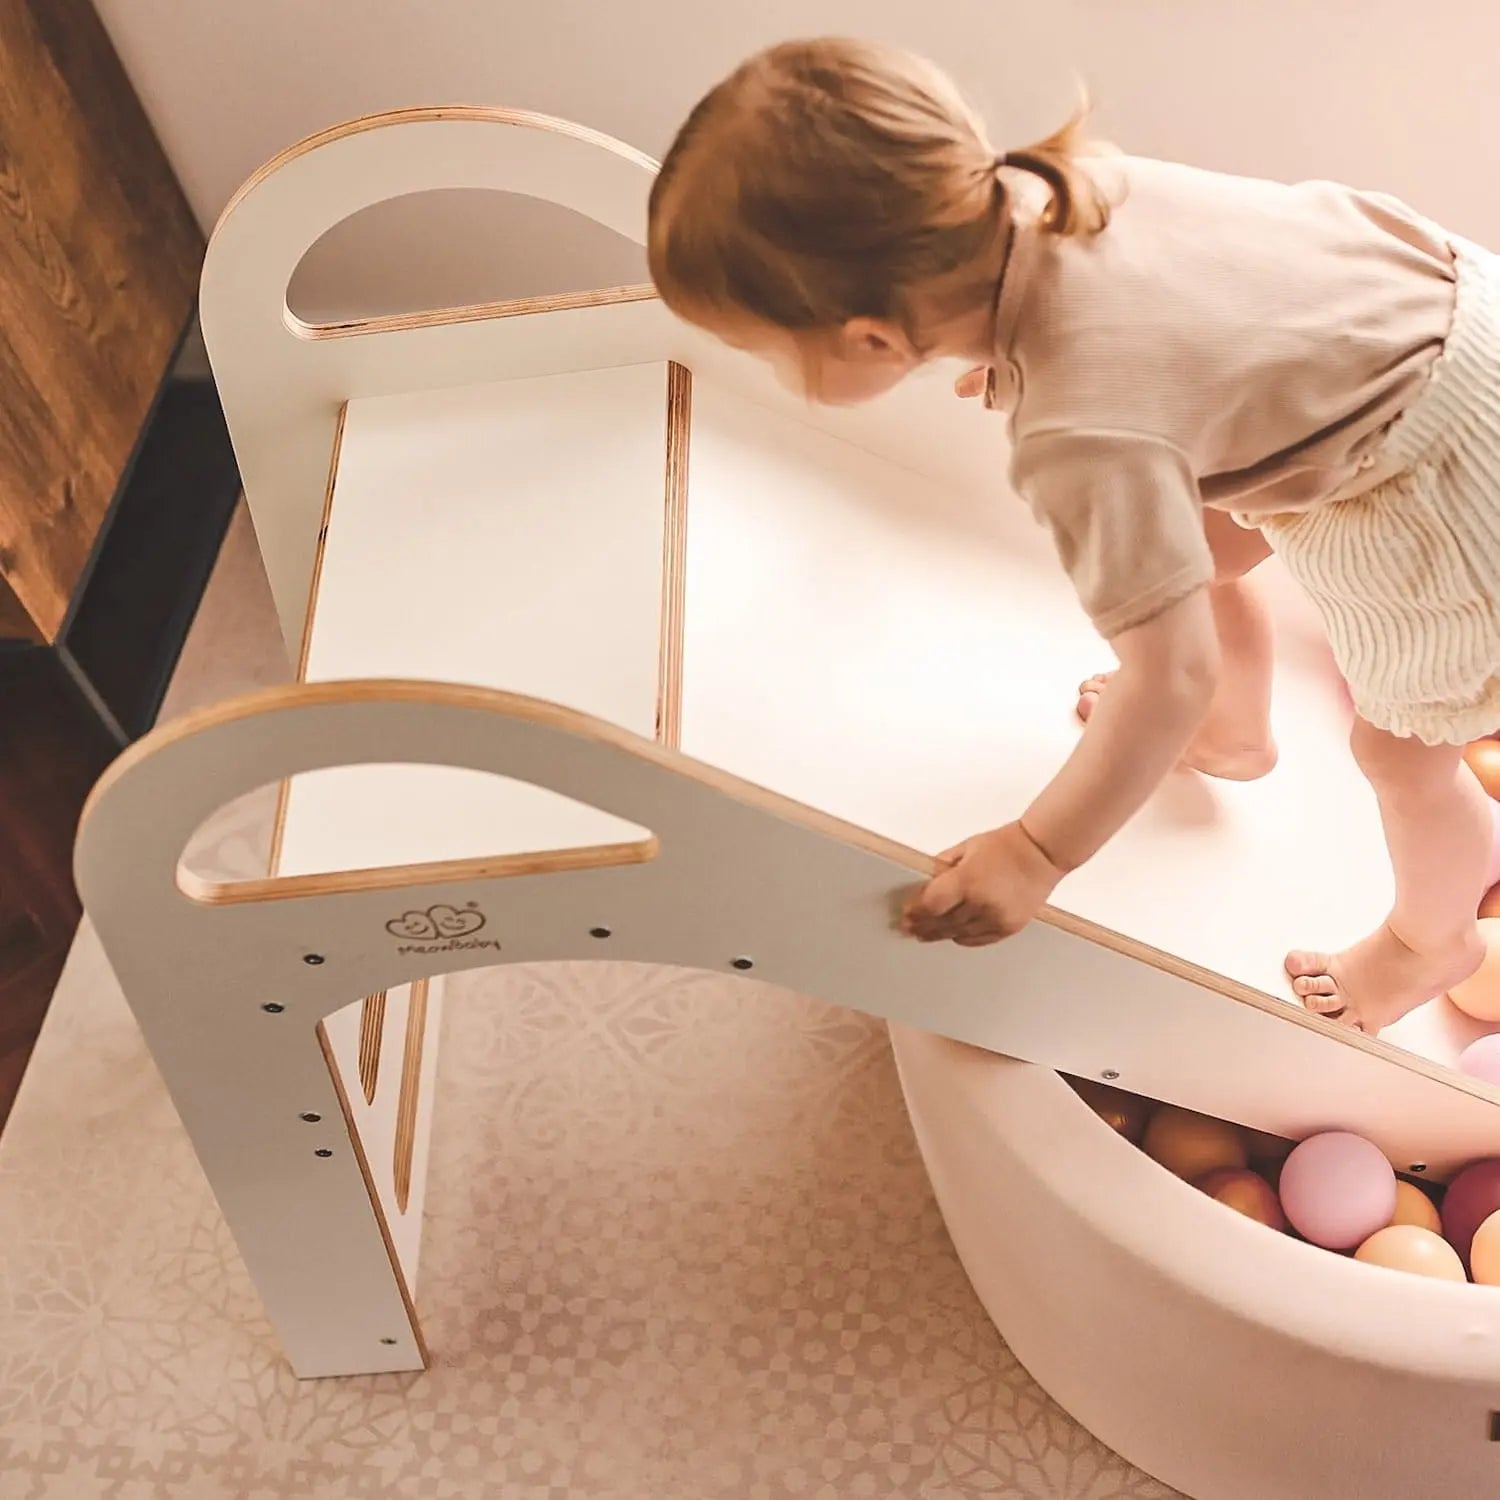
[986,156,1458,638]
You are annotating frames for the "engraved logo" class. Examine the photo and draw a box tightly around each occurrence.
[385,904,486,941]
[384,902,500,957]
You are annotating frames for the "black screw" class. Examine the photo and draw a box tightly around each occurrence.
[589,927,612,940]
[380,1337,398,1347]
[1410,1163,1428,1174]
[314,1148,333,1159]
[303,954,326,967]
[731,957,754,972]
[261,1002,285,1014]
[299,1112,322,1124]
[1101,1069,1120,1082]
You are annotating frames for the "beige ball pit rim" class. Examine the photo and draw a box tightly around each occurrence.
[889,1024,1500,1500]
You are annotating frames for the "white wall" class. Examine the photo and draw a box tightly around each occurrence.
[96,1,1500,309]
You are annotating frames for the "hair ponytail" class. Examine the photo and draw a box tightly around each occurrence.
[999,94,1112,237]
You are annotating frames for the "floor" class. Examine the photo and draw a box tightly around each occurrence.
[0,507,1183,1499]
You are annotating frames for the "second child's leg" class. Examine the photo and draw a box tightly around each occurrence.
[1079,511,1277,781]
[1287,719,1488,1034]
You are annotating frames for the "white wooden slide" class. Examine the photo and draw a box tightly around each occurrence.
[73,110,1500,1500]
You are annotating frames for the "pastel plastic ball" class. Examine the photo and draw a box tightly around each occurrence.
[1470,1209,1500,1286]
[1465,739,1500,799]
[1447,920,1500,1023]
[1441,1158,1500,1270]
[1480,884,1500,921]
[1143,1105,1248,1181]
[1488,803,1500,887]
[1389,1180,1443,1235]
[1355,1225,1467,1282]
[1279,1132,1397,1251]
[1194,1167,1287,1231]
[1068,1078,1152,1144]
[1457,1033,1500,1086]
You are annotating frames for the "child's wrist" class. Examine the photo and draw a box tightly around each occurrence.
[1013,817,1074,883]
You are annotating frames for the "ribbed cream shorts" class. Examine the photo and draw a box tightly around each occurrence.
[1257,238,1500,745]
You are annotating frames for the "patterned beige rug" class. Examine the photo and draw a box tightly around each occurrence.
[0,508,1183,1499]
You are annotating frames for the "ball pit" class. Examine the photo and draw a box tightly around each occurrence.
[1066,1074,1500,1289]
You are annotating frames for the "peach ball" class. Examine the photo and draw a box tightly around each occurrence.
[1389,1180,1443,1235]
[1470,1210,1500,1287]
[1465,739,1500,799]
[1143,1105,1248,1181]
[1194,1168,1287,1231]
[1355,1225,1467,1282]
[1448,919,1500,1023]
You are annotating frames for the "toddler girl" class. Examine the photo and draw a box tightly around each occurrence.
[647,37,1500,1035]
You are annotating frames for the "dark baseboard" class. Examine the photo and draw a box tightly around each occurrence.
[0,647,118,1129]
[0,367,240,1130]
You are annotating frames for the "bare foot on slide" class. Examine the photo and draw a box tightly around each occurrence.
[1076,672,1279,781]
[1286,922,1484,1036]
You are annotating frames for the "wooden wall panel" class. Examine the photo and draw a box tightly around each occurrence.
[0,0,203,640]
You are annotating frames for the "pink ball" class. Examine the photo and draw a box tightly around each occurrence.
[1441,1158,1500,1272]
[1488,803,1500,888]
[1458,1034,1500,1086]
[1279,1132,1397,1250]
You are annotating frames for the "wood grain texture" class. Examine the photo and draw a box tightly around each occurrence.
[0,0,202,640]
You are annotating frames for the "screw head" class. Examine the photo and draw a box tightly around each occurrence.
[314,1148,333,1159]
[730,956,754,972]
[261,1002,285,1014]
[302,954,326,966]
[1101,1069,1120,1082]
[379,1337,398,1346]
[1410,1163,1428,1174]
[299,1112,322,1124]
[589,927,612,940]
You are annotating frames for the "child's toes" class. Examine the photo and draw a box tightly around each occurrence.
[1286,952,1344,1012]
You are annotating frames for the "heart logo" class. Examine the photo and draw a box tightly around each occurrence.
[385,904,486,940]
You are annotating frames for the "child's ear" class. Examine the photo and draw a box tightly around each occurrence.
[840,317,916,364]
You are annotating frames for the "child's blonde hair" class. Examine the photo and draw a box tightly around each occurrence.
[648,38,1111,341]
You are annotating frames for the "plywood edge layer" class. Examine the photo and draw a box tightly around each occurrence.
[212,105,659,244]
[183,835,660,907]
[392,978,430,1215]
[316,1018,429,1368]
[290,284,659,342]
[265,401,347,879]
[658,361,692,748]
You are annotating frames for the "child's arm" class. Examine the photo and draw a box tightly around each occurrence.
[902,586,1218,944]
[1025,585,1218,868]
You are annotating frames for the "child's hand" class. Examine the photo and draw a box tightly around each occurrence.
[900,823,1065,947]
[953,367,990,399]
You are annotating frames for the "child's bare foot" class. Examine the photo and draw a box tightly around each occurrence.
[1077,672,1279,781]
[1286,922,1485,1035]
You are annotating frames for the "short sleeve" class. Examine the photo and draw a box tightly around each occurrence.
[1009,428,1213,638]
